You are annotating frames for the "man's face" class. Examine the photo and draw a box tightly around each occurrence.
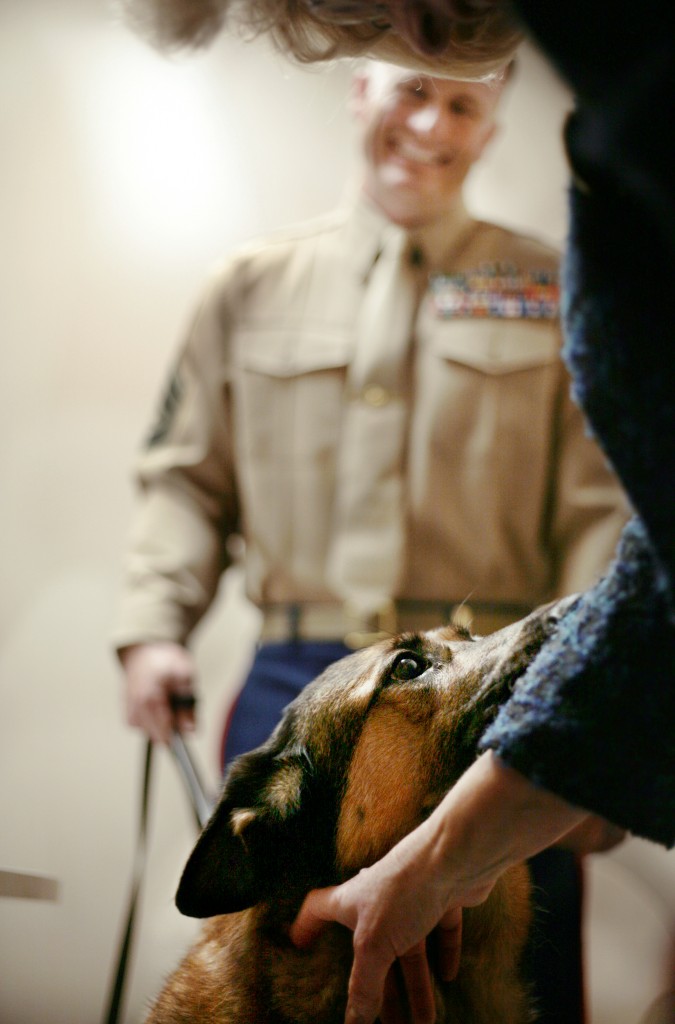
[354,64,502,227]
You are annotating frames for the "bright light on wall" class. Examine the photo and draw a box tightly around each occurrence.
[76,36,257,257]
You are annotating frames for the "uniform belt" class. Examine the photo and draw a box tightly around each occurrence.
[258,599,533,649]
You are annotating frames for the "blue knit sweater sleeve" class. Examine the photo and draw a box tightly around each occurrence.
[480,517,675,847]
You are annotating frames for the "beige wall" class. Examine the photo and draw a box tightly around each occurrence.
[1,2,673,1022]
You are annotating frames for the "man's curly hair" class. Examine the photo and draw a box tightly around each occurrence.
[116,0,521,79]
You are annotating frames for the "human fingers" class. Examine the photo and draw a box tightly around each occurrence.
[169,691,197,737]
[291,887,395,1023]
[172,704,197,735]
[293,887,417,1024]
[126,680,175,744]
[396,940,436,1024]
[345,927,398,1024]
[380,964,411,1024]
[436,906,462,982]
[123,643,196,744]
[289,886,342,949]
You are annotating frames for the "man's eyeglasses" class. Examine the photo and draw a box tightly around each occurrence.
[301,0,392,29]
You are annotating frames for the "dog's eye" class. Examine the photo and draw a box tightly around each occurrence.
[390,652,429,682]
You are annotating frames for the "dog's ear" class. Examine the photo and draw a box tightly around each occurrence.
[175,740,326,918]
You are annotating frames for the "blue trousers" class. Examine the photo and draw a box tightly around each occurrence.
[221,641,585,1024]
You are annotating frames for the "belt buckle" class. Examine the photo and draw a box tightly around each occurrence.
[343,599,398,650]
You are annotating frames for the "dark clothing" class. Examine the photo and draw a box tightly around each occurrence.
[220,641,351,765]
[527,850,585,1024]
[482,519,675,845]
[482,1,675,847]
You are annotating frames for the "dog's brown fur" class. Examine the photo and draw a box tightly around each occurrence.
[146,600,575,1023]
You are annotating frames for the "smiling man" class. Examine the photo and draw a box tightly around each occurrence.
[356,64,503,228]
[113,59,629,1024]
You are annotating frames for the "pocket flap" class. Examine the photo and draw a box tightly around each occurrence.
[236,326,353,377]
[427,319,560,375]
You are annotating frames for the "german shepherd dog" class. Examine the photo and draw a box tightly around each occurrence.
[146,599,575,1023]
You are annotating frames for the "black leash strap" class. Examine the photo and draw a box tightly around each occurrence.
[102,739,154,1024]
[102,727,215,1024]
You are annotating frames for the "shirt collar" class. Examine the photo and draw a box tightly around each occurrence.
[339,189,474,279]
[408,200,473,270]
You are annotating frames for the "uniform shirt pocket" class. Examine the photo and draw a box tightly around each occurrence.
[236,324,354,377]
[232,324,354,588]
[425,318,560,375]
[233,323,352,489]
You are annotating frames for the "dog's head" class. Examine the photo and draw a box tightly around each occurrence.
[176,597,576,919]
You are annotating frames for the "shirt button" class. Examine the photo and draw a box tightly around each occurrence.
[363,384,390,407]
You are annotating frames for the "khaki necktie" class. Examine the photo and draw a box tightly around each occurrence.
[327,226,419,620]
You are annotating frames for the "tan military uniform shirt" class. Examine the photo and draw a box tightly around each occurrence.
[112,196,630,648]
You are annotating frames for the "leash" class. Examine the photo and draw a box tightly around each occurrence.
[169,731,214,831]
[101,739,154,1024]
[101,704,215,1024]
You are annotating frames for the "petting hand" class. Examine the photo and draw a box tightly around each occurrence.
[290,751,587,1024]
[380,908,464,1024]
[120,641,197,744]
[290,813,490,1024]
